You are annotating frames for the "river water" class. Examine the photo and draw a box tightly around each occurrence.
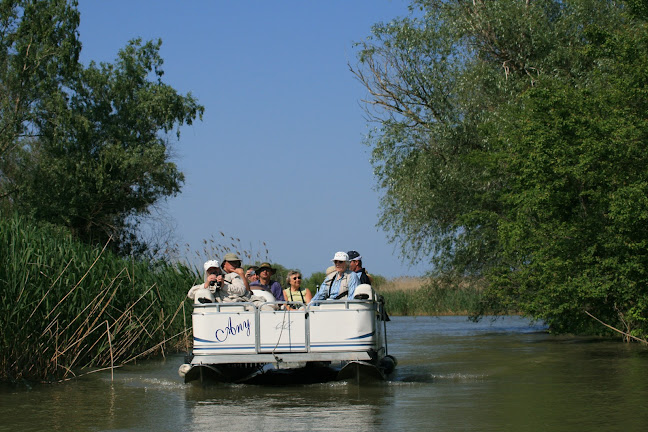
[2,316,647,432]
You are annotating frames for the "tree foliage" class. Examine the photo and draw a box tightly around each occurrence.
[0,1,204,255]
[0,0,80,163]
[353,0,648,338]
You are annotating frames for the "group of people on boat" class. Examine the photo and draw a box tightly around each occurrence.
[187,250,373,309]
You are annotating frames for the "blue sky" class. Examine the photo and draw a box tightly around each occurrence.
[76,0,430,279]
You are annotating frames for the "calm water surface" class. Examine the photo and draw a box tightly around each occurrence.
[2,316,647,431]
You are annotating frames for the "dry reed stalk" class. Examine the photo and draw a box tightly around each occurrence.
[182,301,189,351]
[25,258,74,325]
[74,269,128,336]
[585,311,648,345]
[111,283,156,322]
[45,239,111,320]
[105,320,114,381]
[56,364,123,382]
[110,326,148,361]
[123,329,191,365]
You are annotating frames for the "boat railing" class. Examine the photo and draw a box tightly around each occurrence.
[191,298,385,359]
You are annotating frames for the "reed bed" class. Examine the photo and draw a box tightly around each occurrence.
[377,276,486,316]
[0,214,197,383]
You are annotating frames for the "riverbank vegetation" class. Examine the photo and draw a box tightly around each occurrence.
[376,277,485,316]
[0,214,196,383]
[352,0,648,341]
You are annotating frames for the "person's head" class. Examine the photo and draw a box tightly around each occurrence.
[221,253,242,273]
[331,251,349,273]
[257,262,276,281]
[286,270,302,289]
[203,259,221,281]
[347,250,363,272]
[245,266,259,283]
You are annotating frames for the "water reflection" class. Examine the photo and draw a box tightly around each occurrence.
[2,316,648,432]
[185,382,388,432]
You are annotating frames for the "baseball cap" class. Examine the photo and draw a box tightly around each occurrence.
[347,250,362,260]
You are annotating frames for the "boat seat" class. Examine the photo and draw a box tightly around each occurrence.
[354,284,374,300]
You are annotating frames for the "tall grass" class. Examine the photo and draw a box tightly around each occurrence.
[0,214,196,383]
[378,277,486,316]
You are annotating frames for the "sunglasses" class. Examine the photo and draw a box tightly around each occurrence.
[292,276,301,280]
[333,260,345,264]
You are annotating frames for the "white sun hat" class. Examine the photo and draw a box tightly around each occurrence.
[331,251,349,262]
[203,259,220,272]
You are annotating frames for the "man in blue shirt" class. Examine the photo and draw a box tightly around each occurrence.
[250,262,285,301]
[310,251,360,303]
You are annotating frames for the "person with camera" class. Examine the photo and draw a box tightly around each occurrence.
[187,259,225,304]
[187,257,248,304]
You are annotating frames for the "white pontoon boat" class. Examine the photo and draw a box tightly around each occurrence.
[178,285,396,384]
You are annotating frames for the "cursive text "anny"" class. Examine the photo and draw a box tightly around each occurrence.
[215,317,251,342]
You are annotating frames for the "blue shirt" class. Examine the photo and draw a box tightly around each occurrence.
[310,271,360,302]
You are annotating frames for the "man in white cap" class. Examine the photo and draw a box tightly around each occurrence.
[310,251,360,303]
[187,258,248,304]
[187,259,224,303]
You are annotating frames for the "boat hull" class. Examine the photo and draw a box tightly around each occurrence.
[180,296,395,385]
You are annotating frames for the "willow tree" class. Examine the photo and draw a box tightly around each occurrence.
[353,0,648,338]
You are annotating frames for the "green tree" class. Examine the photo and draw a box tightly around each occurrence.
[1,1,204,255]
[484,20,648,337]
[0,0,81,181]
[354,0,648,338]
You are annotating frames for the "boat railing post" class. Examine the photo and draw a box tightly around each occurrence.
[254,303,261,353]
[305,304,311,352]
[381,300,389,356]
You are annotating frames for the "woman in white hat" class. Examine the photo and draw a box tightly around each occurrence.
[310,252,360,303]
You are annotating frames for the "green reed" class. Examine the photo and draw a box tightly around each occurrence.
[379,278,485,316]
[0,214,197,383]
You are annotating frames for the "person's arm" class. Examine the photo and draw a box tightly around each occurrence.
[347,272,360,299]
[309,277,330,303]
[233,267,251,291]
[303,287,313,304]
[187,284,201,300]
[272,282,285,301]
[224,274,247,297]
